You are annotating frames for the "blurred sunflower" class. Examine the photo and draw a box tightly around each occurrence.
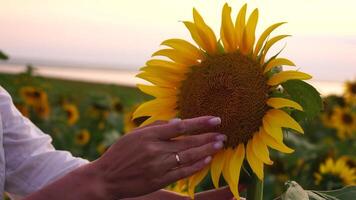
[134,3,311,198]
[314,157,356,190]
[75,129,91,145]
[15,103,29,117]
[19,86,47,106]
[345,80,356,104]
[63,103,79,125]
[330,107,356,139]
[34,102,51,119]
[96,143,109,155]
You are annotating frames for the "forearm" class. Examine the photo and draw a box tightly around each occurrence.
[23,163,109,200]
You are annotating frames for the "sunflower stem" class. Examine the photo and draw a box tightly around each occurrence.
[246,175,263,200]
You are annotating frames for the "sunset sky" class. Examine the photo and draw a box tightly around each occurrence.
[0,0,355,81]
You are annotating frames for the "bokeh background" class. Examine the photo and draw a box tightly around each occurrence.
[0,0,355,199]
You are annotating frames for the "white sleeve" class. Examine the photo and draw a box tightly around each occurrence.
[0,87,89,197]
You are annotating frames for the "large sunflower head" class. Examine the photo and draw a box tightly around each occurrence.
[134,3,312,199]
[314,157,356,190]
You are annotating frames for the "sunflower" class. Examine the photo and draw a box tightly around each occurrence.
[314,157,356,190]
[345,80,356,104]
[19,86,47,107]
[134,3,311,199]
[124,105,149,133]
[34,102,51,119]
[96,143,109,155]
[15,103,30,117]
[63,103,79,125]
[75,129,91,145]
[330,107,356,139]
[167,179,189,196]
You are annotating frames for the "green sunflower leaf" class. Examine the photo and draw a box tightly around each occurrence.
[282,80,322,121]
[0,50,9,60]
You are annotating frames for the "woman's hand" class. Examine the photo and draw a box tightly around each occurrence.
[90,116,226,199]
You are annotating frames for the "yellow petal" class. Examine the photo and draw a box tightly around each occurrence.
[188,165,210,199]
[241,9,259,55]
[193,8,218,54]
[211,150,226,189]
[228,144,245,199]
[183,21,208,51]
[137,84,177,98]
[253,22,286,58]
[136,72,181,88]
[146,59,186,70]
[221,3,237,52]
[264,58,296,73]
[260,35,290,64]
[140,65,186,76]
[140,109,177,127]
[267,71,312,86]
[152,49,199,66]
[252,133,273,165]
[161,38,204,60]
[246,140,264,180]
[260,128,294,153]
[267,97,303,111]
[235,4,247,48]
[266,109,304,134]
[263,115,283,142]
[222,148,234,185]
[133,98,176,119]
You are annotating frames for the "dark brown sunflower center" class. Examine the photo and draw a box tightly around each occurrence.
[342,113,353,125]
[178,52,270,147]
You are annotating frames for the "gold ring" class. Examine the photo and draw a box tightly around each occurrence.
[175,153,181,165]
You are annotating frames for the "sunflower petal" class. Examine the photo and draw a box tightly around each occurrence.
[193,8,218,54]
[140,109,177,127]
[246,140,264,180]
[241,9,259,55]
[137,84,177,98]
[222,148,234,185]
[161,39,204,60]
[228,144,245,199]
[152,49,199,65]
[146,59,186,70]
[183,21,208,51]
[264,58,296,73]
[221,3,237,52]
[133,98,176,119]
[253,22,286,58]
[263,115,283,142]
[188,166,210,199]
[268,71,312,86]
[267,97,303,111]
[136,72,179,88]
[266,109,304,134]
[252,133,273,165]
[211,150,226,188]
[260,35,290,64]
[235,4,247,48]
[260,128,294,153]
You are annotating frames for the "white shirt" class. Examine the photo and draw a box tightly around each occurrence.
[0,86,88,199]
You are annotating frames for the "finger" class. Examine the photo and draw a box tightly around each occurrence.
[169,132,226,152]
[133,120,167,131]
[165,141,224,170]
[144,116,221,140]
[195,186,234,200]
[162,156,212,184]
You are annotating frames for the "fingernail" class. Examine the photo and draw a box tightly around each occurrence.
[213,141,224,149]
[208,117,221,126]
[204,156,212,164]
[169,118,181,125]
[215,134,226,141]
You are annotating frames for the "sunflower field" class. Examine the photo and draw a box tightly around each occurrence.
[1,1,356,199]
